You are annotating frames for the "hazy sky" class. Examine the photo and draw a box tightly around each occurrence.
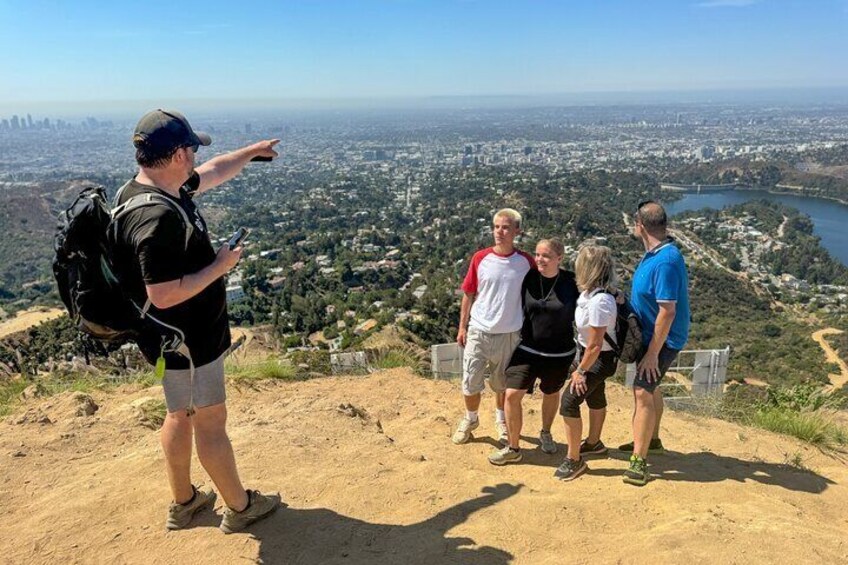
[1,0,847,106]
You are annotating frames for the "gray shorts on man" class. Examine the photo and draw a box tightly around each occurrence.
[461,327,521,396]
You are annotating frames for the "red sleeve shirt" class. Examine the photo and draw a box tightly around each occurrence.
[460,247,535,334]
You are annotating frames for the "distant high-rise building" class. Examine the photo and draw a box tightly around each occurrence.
[0,118,8,130]
[695,145,715,161]
[26,113,33,128]
[10,115,20,129]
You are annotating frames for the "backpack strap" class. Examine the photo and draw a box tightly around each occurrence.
[587,287,622,354]
[110,192,194,251]
[603,328,620,355]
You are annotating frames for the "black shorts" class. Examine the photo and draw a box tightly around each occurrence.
[632,345,680,393]
[504,346,576,395]
[560,350,619,418]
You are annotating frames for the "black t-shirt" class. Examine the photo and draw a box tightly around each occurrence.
[519,268,579,355]
[110,172,230,369]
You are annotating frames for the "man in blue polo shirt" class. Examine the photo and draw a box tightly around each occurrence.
[621,201,690,486]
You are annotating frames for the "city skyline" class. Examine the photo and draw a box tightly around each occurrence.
[1,0,847,110]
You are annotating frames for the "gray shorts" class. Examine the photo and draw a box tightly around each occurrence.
[162,352,227,413]
[632,345,679,393]
[462,327,521,395]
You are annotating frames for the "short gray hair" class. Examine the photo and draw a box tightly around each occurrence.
[636,201,668,236]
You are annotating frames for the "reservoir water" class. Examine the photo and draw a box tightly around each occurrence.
[664,191,848,267]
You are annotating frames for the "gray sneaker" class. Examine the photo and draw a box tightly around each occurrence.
[488,446,522,466]
[451,417,480,444]
[165,485,217,531]
[496,420,509,445]
[220,489,282,534]
[539,429,557,454]
[554,457,588,482]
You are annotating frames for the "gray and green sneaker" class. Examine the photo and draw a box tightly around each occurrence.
[220,489,282,534]
[554,457,587,481]
[165,485,217,531]
[488,446,522,466]
[617,438,665,454]
[622,454,649,486]
[539,429,557,454]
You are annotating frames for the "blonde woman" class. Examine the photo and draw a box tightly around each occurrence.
[488,238,579,465]
[555,244,620,481]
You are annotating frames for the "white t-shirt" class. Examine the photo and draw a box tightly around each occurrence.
[575,289,617,350]
[461,247,535,334]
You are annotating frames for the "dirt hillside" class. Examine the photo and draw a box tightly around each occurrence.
[0,307,65,339]
[1,370,847,564]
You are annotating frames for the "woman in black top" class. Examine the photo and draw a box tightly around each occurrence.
[488,238,579,466]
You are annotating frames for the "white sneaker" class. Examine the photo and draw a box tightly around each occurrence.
[451,417,480,444]
[488,446,522,466]
[496,420,509,445]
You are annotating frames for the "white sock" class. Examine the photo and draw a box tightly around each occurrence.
[495,409,506,423]
[466,410,479,422]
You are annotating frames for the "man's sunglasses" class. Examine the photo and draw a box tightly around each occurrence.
[185,143,199,153]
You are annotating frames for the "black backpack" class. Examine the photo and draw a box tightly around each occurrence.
[52,185,192,350]
[598,291,644,364]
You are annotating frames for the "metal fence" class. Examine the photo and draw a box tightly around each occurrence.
[430,343,732,399]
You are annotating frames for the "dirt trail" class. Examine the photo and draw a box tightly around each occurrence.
[2,370,847,564]
[812,328,848,392]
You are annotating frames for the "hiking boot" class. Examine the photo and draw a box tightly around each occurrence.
[165,485,216,531]
[451,417,480,445]
[554,457,588,482]
[488,446,522,466]
[220,490,281,534]
[617,438,665,454]
[622,455,649,486]
[496,420,509,445]
[539,429,557,454]
[579,439,608,457]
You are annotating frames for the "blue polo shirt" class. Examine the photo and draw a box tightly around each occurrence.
[630,240,690,350]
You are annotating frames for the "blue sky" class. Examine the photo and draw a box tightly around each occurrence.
[1,0,846,105]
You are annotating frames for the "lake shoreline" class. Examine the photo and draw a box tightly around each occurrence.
[663,189,848,267]
[662,183,848,207]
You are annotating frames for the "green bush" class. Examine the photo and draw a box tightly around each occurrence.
[0,378,29,417]
[371,349,419,370]
[751,408,846,449]
[226,358,298,382]
[762,383,841,412]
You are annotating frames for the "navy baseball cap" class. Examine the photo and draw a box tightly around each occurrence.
[132,109,212,152]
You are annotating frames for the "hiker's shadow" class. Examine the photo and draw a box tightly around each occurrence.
[602,450,834,493]
[254,483,521,565]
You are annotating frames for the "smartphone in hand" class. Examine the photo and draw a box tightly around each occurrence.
[228,227,250,249]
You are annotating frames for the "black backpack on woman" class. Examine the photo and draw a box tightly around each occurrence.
[603,292,644,364]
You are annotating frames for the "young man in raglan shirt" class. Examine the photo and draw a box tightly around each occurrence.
[452,208,536,446]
